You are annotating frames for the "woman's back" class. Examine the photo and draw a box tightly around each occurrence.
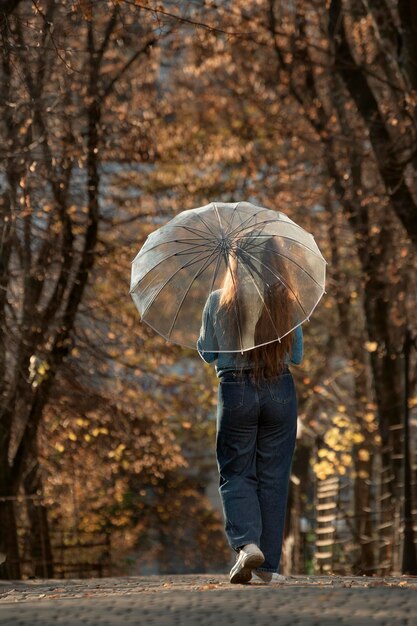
[197,289,303,377]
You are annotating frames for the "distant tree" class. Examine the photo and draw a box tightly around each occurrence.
[0,0,157,578]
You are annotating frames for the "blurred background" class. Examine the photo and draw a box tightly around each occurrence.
[0,0,416,580]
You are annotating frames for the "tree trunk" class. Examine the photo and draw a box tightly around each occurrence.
[352,453,375,574]
[284,475,301,574]
[398,0,417,91]
[329,0,417,248]
[362,283,404,573]
[327,198,378,574]
[0,499,21,579]
[292,441,313,573]
[23,452,54,578]
[323,83,404,573]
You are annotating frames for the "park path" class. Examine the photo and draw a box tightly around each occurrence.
[1,573,417,625]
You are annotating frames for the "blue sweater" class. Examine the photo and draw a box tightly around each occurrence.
[197,290,303,377]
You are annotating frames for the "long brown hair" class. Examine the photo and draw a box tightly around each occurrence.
[219,235,295,383]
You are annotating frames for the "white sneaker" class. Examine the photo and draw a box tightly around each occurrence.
[252,570,273,583]
[252,571,286,583]
[229,543,265,584]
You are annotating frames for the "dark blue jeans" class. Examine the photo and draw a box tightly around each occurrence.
[216,366,298,573]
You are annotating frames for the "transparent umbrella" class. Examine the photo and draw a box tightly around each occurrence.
[129,201,327,352]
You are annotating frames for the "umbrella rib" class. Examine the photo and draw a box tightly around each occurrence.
[167,247,220,340]
[244,215,319,238]
[226,209,263,239]
[223,202,238,236]
[166,240,213,254]
[172,237,212,244]
[221,201,243,237]
[193,210,219,239]
[224,250,244,354]
[172,245,213,256]
[141,250,216,319]
[196,244,224,353]
[131,244,213,293]
[238,217,308,235]
[262,247,324,291]
[240,248,309,318]
[228,211,270,239]
[179,224,215,239]
[241,237,324,290]
[207,243,224,303]
[213,202,224,234]
[134,237,210,261]
[156,222,215,239]
[239,231,325,262]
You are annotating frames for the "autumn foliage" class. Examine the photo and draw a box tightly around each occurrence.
[0,0,416,578]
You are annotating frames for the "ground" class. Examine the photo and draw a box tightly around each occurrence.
[1,574,417,625]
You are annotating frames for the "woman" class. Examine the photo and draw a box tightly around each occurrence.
[197,236,303,584]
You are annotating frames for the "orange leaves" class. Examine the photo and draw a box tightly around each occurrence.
[358,448,370,462]
[108,443,126,461]
[92,427,109,437]
[75,0,92,21]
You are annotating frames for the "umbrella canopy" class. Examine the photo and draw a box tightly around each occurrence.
[130,201,327,352]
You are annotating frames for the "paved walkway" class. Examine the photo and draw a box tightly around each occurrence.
[1,573,417,625]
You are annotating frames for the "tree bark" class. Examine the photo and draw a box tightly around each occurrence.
[23,449,54,578]
[329,0,417,249]
[0,0,23,18]
[398,0,417,91]
[352,453,375,574]
[0,499,20,579]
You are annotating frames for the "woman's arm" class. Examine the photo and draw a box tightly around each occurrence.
[197,294,219,363]
[290,324,303,365]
